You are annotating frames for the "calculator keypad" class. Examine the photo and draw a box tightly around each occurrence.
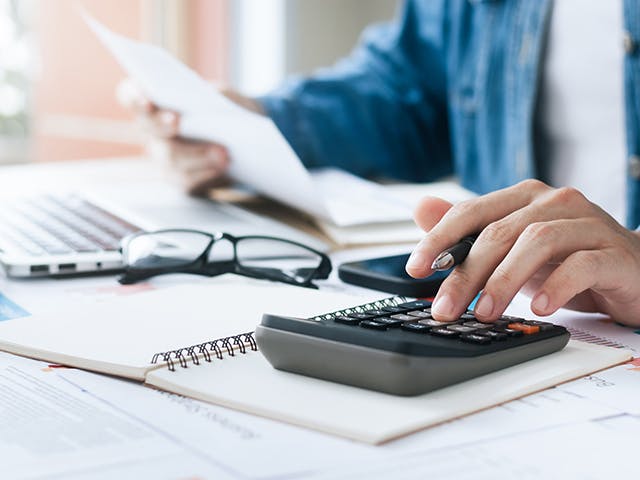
[334,301,554,346]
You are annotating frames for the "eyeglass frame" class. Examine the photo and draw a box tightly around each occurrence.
[117,228,332,288]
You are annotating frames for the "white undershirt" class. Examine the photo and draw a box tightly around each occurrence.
[538,0,627,224]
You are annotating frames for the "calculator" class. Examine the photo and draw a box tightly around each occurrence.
[256,299,570,396]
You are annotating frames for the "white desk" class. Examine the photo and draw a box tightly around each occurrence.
[0,159,639,479]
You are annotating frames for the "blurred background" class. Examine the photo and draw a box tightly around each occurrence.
[0,0,398,165]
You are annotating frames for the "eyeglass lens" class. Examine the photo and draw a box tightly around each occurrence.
[234,237,322,284]
[124,231,212,270]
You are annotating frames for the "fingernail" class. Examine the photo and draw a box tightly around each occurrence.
[432,295,454,318]
[475,293,494,318]
[159,111,176,126]
[532,292,549,313]
[406,249,427,272]
[206,147,221,163]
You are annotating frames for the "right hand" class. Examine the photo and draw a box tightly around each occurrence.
[117,79,263,196]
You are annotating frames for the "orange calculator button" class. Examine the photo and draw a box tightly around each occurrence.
[507,323,540,335]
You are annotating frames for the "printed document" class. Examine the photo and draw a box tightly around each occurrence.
[86,16,414,227]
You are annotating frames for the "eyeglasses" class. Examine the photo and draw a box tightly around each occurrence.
[118,229,332,288]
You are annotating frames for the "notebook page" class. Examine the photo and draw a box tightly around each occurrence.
[145,340,631,444]
[0,277,376,380]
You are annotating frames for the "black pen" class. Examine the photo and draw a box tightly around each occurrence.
[431,234,479,271]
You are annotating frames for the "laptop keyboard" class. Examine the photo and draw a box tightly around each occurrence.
[0,194,141,256]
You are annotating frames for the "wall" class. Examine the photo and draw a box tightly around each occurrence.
[285,0,399,76]
[229,0,399,95]
[32,0,229,163]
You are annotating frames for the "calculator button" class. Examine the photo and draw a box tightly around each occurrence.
[462,321,492,329]
[391,314,419,322]
[430,327,460,338]
[348,313,376,320]
[507,322,540,335]
[491,319,511,329]
[398,300,432,310]
[375,317,404,328]
[460,313,477,321]
[447,325,478,334]
[360,320,389,330]
[501,315,525,322]
[363,310,388,317]
[460,333,492,344]
[522,320,555,331]
[501,328,525,337]
[485,330,508,341]
[418,319,449,328]
[401,322,430,333]
[406,310,431,318]
[381,306,410,314]
[334,316,361,326]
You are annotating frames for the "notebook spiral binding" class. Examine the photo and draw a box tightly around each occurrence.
[151,296,409,371]
[308,296,409,322]
[151,331,257,372]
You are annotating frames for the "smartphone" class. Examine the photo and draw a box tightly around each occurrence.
[338,253,451,298]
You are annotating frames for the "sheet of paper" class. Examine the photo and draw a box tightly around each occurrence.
[85,15,328,221]
[508,293,640,354]
[59,367,377,479]
[0,352,230,480]
[86,16,420,228]
[309,416,640,479]
[313,178,478,244]
[557,362,640,415]
[310,169,414,226]
[382,385,621,454]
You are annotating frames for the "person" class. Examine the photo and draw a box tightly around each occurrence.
[122,0,640,327]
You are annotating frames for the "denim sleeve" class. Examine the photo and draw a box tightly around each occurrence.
[259,0,453,182]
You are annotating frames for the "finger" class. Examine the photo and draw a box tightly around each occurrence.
[405,179,550,278]
[529,249,615,317]
[474,218,612,321]
[428,195,589,321]
[219,87,265,115]
[184,167,229,196]
[148,110,181,138]
[117,79,155,114]
[413,196,453,232]
[405,197,453,276]
[167,141,229,173]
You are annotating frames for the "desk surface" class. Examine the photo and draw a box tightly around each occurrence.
[0,158,639,479]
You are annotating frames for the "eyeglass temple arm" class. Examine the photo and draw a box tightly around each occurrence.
[201,260,238,276]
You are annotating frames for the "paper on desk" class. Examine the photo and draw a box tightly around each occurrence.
[0,352,230,480]
[59,367,377,479]
[316,179,477,245]
[311,416,640,479]
[86,15,415,228]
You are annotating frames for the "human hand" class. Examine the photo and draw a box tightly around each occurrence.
[117,79,263,195]
[405,180,640,327]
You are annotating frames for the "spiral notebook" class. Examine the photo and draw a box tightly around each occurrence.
[0,278,631,444]
[0,277,375,380]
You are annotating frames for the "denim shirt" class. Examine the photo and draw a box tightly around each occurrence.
[260,0,640,228]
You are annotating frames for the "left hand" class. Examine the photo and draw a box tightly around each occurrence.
[405,179,640,327]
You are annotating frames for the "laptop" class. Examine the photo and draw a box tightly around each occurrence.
[0,191,325,278]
